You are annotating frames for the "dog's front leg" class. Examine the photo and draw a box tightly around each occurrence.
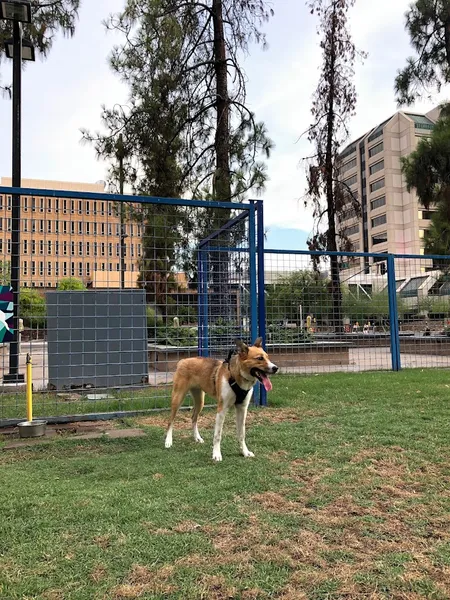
[236,391,254,458]
[212,404,229,462]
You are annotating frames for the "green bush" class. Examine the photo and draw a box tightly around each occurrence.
[19,288,46,329]
[57,277,86,290]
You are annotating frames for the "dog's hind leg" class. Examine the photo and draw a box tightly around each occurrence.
[235,390,254,458]
[165,376,188,449]
[190,387,205,444]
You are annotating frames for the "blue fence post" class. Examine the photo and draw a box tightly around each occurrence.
[248,202,260,404]
[197,249,209,357]
[387,253,401,371]
[256,200,267,406]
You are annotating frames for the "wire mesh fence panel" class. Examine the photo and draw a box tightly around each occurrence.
[395,254,450,369]
[0,187,253,425]
[264,250,393,374]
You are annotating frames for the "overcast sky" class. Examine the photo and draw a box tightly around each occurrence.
[0,0,448,250]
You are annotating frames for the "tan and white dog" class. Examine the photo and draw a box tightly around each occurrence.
[164,338,278,461]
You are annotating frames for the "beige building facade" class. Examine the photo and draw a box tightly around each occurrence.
[0,178,143,289]
[337,107,440,277]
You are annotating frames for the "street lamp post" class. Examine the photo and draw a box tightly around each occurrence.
[1,0,35,383]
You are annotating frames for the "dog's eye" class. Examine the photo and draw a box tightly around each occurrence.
[257,356,264,361]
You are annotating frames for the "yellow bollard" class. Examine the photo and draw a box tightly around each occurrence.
[26,353,32,423]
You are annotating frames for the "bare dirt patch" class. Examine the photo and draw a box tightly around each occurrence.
[111,564,176,599]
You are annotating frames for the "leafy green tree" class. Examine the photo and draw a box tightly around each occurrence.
[395,0,450,105]
[0,260,11,286]
[266,270,331,324]
[1,0,79,96]
[305,0,364,332]
[57,277,86,290]
[83,0,273,316]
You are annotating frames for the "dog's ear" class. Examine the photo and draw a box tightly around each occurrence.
[235,339,249,356]
[253,337,263,348]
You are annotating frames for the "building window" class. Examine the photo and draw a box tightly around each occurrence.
[78,262,83,277]
[86,242,90,256]
[116,263,120,271]
[55,198,59,213]
[101,242,105,256]
[63,221,67,234]
[71,200,75,214]
[101,223,105,236]
[31,240,36,254]
[23,219,28,233]
[63,199,67,214]
[86,201,90,215]
[78,221,83,235]
[108,203,113,216]
[131,244,135,257]
[23,240,28,254]
[39,240,44,255]
[116,243,120,257]
[108,223,112,236]
[418,209,436,220]
[93,201,97,215]
[419,229,425,239]
[71,262,75,276]
[63,262,67,276]
[86,262,90,276]
[343,174,357,187]
[31,219,36,233]
[93,222,97,235]
[23,261,27,276]
[372,232,388,246]
[78,241,83,256]
[63,241,68,255]
[39,220,44,233]
[55,262,59,276]
[23,197,27,211]
[371,214,387,228]
[47,262,52,276]
[31,261,36,276]
[78,200,82,215]
[31,197,36,212]
[343,224,359,237]
[341,157,357,174]
[369,160,384,175]
[371,196,386,211]
[138,244,142,257]
[71,241,75,255]
[71,221,75,235]
[48,241,52,255]
[109,263,113,272]
[47,220,52,234]
[101,262,105,271]
[101,202,105,216]
[39,198,44,213]
[39,261,44,276]
[94,242,98,256]
[370,178,385,193]
[7,218,11,232]
[47,198,52,212]
[86,222,90,235]
[55,241,59,255]
[55,221,59,234]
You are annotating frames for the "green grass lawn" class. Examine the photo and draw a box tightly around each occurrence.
[1,370,450,599]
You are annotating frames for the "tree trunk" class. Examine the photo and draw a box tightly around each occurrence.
[325,2,342,334]
[210,0,233,331]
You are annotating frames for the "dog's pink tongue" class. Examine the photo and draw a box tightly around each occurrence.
[260,373,272,392]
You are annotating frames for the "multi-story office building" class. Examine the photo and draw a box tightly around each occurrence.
[0,178,143,288]
[337,107,440,277]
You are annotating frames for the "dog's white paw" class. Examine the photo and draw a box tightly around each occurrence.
[194,435,204,444]
[212,451,222,462]
[164,438,173,449]
[242,449,255,458]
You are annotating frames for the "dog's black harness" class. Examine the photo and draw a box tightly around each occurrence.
[224,349,251,405]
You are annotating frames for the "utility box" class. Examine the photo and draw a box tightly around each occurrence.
[46,290,148,390]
